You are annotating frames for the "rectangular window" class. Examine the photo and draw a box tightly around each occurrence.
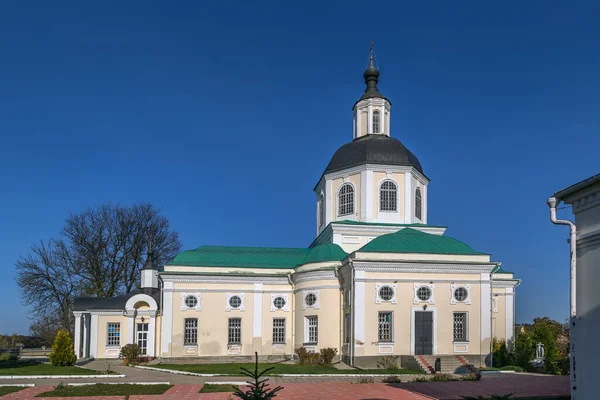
[453,312,468,342]
[272,318,286,344]
[305,316,318,344]
[378,312,393,342]
[184,318,198,346]
[106,323,120,347]
[228,318,241,344]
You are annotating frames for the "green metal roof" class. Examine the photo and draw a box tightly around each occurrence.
[167,243,346,269]
[492,266,513,274]
[358,228,485,255]
[331,220,447,229]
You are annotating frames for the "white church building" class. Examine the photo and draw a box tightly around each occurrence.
[73,54,520,370]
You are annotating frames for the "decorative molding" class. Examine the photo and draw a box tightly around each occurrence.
[161,275,289,285]
[356,277,480,284]
[165,288,291,293]
[413,283,435,304]
[378,344,394,354]
[331,222,446,237]
[226,293,246,312]
[88,311,124,316]
[180,293,202,311]
[450,284,472,305]
[492,279,520,288]
[73,311,83,317]
[293,285,340,293]
[375,283,397,304]
[292,270,337,284]
[324,164,429,185]
[302,290,320,310]
[453,343,469,353]
[270,293,290,312]
[353,262,495,274]
[125,293,158,312]
[571,189,600,213]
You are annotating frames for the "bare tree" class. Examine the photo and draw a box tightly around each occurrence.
[15,203,181,333]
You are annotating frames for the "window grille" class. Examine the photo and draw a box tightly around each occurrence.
[454,287,468,302]
[417,286,432,301]
[273,296,286,309]
[107,323,120,346]
[272,318,286,344]
[229,295,242,309]
[184,318,198,345]
[373,110,380,133]
[415,187,422,220]
[228,318,242,344]
[453,312,467,342]
[185,295,197,308]
[306,316,318,343]
[378,312,393,342]
[380,180,397,211]
[305,293,317,307]
[338,184,354,216]
[378,285,394,301]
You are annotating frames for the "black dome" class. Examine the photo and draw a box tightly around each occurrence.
[323,134,424,175]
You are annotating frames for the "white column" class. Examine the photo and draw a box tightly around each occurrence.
[367,103,373,134]
[404,172,413,224]
[74,313,82,358]
[354,270,366,345]
[161,281,174,357]
[89,314,99,358]
[128,314,135,344]
[82,314,89,358]
[505,287,515,347]
[480,273,491,357]
[423,184,428,224]
[147,313,156,357]
[253,283,263,338]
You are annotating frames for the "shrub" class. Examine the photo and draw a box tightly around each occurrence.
[120,344,141,365]
[0,352,18,362]
[319,348,337,365]
[233,352,283,399]
[460,372,481,381]
[382,375,403,383]
[48,330,77,366]
[354,377,375,384]
[294,347,319,365]
[500,365,523,372]
[376,355,400,372]
[492,338,512,368]
[431,373,458,382]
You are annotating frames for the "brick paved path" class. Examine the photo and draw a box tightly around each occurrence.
[1,383,432,400]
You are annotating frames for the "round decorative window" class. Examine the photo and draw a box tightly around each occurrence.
[185,295,198,308]
[454,287,468,302]
[305,293,317,307]
[417,286,432,301]
[378,286,394,301]
[229,295,242,309]
[273,296,286,309]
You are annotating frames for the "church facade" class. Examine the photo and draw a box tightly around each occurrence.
[73,56,520,368]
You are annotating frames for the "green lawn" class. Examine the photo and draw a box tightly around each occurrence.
[199,384,239,393]
[0,386,27,396]
[0,362,108,376]
[37,384,172,397]
[156,363,421,375]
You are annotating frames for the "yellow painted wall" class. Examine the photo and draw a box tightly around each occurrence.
[331,174,361,221]
[96,315,128,358]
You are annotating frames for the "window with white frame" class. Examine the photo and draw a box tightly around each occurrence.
[228,318,241,344]
[304,292,317,307]
[272,318,285,344]
[378,285,394,301]
[184,318,198,345]
[415,187,422,220]
[417,286,432,301]
[273,296,286,310]
[185,295,198,308]
[338,184,354,216]
[305,316,318,344]
[453,312,467,342]
[107,323,120,346]
[454,287,468,302]
[378,312,393,342]
[229,295,242,309]
[373,110,380,133]
[379,180,397,212]
[318,194,325,227]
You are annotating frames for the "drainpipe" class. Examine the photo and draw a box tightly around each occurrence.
[351,262,356,367]
[547,196,577,397]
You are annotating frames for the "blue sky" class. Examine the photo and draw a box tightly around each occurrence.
[1,1,598,334]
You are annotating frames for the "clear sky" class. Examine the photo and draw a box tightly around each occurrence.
[1,1,598,334]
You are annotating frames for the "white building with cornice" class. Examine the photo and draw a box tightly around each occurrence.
[73,54,520,371]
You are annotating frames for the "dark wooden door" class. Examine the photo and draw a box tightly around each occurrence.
[415,311,433,355]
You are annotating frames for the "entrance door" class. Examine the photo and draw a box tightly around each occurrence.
[414,311,433,355]
[136,323,149,355]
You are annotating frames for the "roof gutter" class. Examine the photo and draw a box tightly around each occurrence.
[547,196,577,396]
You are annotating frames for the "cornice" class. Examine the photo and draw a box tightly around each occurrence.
[323,164,428,183]
[162,275,289,285]
[576,231,600,250]
[492,279,521,288]
[87,310,125,316]
[331,223,446,236]
[352,260,495,274]
[292,270,337,284]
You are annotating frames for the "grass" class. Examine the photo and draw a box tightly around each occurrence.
[199,384,239,393]
[0,386,28,396]
[156,363,422,375]
[37,384,173,397]
[479,365,524,372]
[0,361,108,376]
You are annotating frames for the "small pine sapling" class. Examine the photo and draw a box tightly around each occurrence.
[233,352,283,399]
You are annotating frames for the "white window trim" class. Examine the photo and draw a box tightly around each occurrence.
[226,293,246,311]
[180,293,202,311]
[304,315,318,344]
[302,290,320,310]
[270,294,290,312]
[413,283,435,304]
[453,311,469,343]
[450,284,471,305]
[378,179,399,213]
[337,182,356,217]
[375,283,397,304]
[377,311,394,343]
[272,318,286,344]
